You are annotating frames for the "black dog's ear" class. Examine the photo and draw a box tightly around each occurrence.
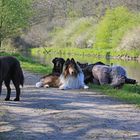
[71,58,76,64]
[52,57,58,63]
[65,58,70,65]
[66,58,70,61]
[71,58,75,62]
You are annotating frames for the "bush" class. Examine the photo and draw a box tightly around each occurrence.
[94,6,140,49]
[50,18,96,48]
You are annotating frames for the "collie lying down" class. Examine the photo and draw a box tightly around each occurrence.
[36,58,88,90]
[36,75,60,88]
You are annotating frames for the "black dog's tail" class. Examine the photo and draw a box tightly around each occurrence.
[19,66,24,87]
[16,62,24,87]
[125,77,136,85]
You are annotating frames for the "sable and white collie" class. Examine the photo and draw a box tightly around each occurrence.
[36,58,88,90]
[59,58,89,90]
[36,74,60,88]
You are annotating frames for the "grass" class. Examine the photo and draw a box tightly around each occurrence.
[31,46,140,58]
[0,52,52,74]
[89,84,140,106]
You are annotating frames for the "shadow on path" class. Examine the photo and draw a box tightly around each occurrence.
[0,72,140,140]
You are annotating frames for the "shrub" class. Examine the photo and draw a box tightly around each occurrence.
[94,6,140,49]
[50,18,95,48]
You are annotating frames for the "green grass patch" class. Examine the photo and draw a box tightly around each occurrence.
[89,84,140,106]
[0,52,51,74]
[32,47,110,56]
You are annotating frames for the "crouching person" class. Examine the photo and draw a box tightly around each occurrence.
[92,65,136,88]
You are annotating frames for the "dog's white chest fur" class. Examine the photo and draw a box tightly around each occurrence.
[59,72,88,89]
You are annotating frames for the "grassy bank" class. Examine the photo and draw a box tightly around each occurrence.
[0,52,51,74]
[31,47,140,59]
[90,84,140,106]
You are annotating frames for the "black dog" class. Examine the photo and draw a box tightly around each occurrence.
[80,61,106,84]
[0,56,24,101]
[40,57,65,82]
[52,57,65,76]
[77,61,88,69]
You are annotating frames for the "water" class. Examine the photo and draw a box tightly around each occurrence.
[22,50,140,83]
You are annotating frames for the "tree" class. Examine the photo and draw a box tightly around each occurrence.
[0,0,32,48]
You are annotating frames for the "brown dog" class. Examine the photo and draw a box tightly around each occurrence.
[36,74,60,88]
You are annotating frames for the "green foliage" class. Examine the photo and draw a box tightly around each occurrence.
[47,6,140,54]
[94,6,140,49]
[0,0,33,46]
[49,18,96,48]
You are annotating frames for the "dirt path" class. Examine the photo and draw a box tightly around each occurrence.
[0,71,140,140]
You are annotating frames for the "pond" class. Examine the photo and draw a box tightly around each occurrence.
[22,50,140,83]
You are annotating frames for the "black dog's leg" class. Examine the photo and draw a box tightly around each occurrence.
[12,79,20,101]
[4,80,11,101]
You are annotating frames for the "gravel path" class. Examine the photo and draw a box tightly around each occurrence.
[0,71,140,140]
